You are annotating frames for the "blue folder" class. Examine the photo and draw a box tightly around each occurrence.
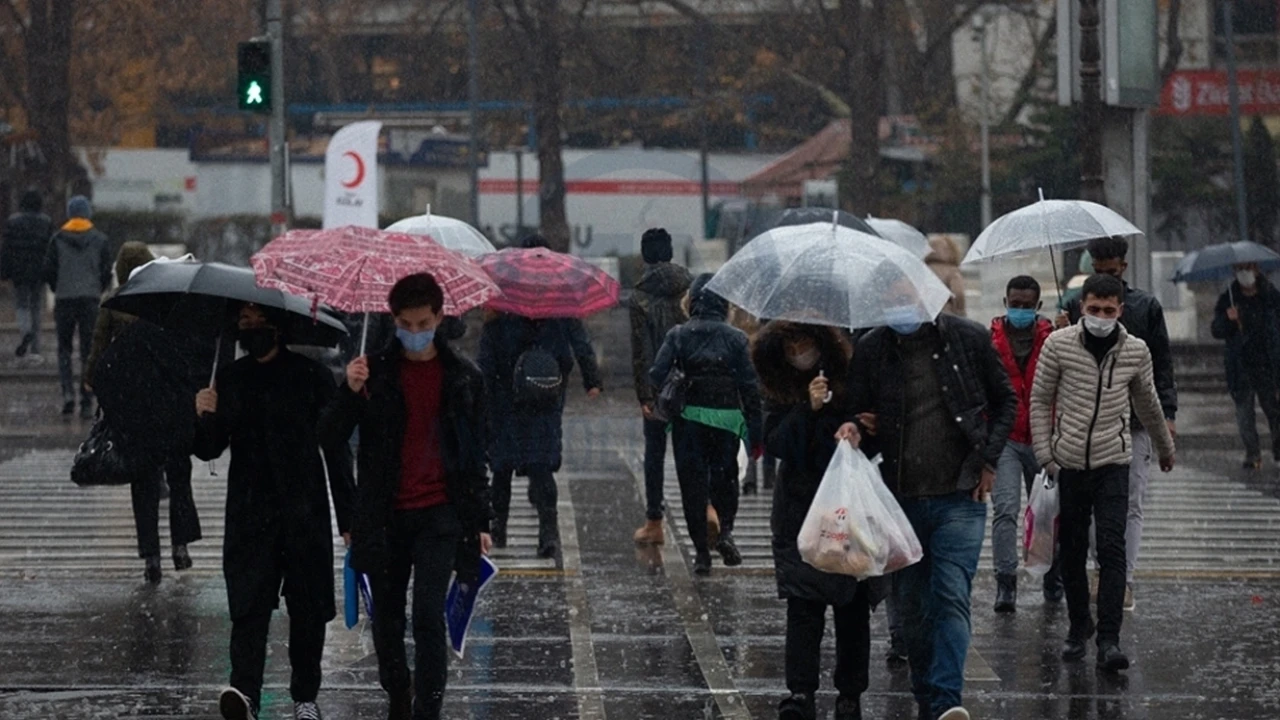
[445,556,499,658]
[343,549,374,629]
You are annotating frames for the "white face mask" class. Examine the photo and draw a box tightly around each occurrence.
[786,347,820,371]
[1082,314,1118,338]
[1237,270,1258,288]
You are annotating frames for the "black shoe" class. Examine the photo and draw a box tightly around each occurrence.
[491,519,508,549]
[716,532,743,567]
[835,694,862,720]
[742,480,757,496]
[219,686,257,720]
[144,555,163,584]
[173,545,192,571]
[1097,643,1130,672]
[1062,621,1096,661]
[994,573,1017,614]
[886,634,908,668]
[777,692,814,720]
[61,401,75,416]
[15,333,31,357]
[536,512,560,559]
[1244,456,1263,470]
[693,549,713,576]
[387,691,412,720]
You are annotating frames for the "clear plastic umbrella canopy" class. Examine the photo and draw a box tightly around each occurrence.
[962,198,1143,265]
[705,223,952,330]
[384,208,497,258]
[864,216,930,257]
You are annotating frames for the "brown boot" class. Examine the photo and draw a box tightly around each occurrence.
[633,519,665,545]
[706,504,721,549]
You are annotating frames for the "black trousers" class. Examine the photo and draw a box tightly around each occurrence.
[54,297,97,404]
[1234,368,1280,460]
[492,465,557,523]
[1059,464,1129,646]
[672,418,740,552]
[371,505,462,720]
[643,417,669,520]
[130,453,202,559]
[785,587,871,700]
[229,610,326,711]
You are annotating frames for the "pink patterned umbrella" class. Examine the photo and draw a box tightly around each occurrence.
[252,226,500,316]
[479,248,620,319]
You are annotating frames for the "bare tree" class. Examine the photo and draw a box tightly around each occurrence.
[4,0,78,204]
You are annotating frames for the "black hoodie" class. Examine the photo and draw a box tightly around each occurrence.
[630,262,693,403]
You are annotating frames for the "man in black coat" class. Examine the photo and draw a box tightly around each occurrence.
[320,273,492,720]
[1211,263,1280,468]
[839,275,1016,720]
[0,190,52,359]
[194,302,355,720]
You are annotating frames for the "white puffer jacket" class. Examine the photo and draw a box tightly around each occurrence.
[1030,323,1175,471]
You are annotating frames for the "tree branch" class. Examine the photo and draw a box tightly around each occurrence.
[920,0,987,64]
[999,13,1056,126]
[3,0,25,35]
[1161,0,1183,84]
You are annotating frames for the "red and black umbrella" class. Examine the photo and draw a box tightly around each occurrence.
[479,248,620,319]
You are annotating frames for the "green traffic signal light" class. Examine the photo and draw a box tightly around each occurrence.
[237,41,271,114]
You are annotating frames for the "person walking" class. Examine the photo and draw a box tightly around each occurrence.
[1060,235,1176,610]
[0,190,52,362]
[43,195,112,418]
[924,236,966,317]
[320,273,492,720]
[1031,273,1176,672]
[839,274,1016,720]
[85,241,202,584]
[1211,263,1280,469]
[989,275,1061,612]
[194,302,355,720]
[649,274,762,575]
[754,321,870,720]
[629,228,692,545]
[478,234,602,558]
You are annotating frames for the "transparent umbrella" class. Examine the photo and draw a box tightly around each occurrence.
[384,205,497,258]
[705,221,952,330]
[864,216,930,257]
[962,194,1142,266]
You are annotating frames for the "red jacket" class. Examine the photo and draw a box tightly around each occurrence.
[990,316,1053,445]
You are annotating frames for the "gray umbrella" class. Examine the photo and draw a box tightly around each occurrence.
[1171,241,1280,283]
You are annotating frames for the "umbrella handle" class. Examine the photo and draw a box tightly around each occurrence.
[360,313,369,356]
[208,335,221,478]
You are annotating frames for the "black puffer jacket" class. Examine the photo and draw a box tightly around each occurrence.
[649,274,762,448]
[847,314,1016,498]
[1067,282,1176,425]
[0,211,52,285]
[320,337,491,582]
[630,262,692,404]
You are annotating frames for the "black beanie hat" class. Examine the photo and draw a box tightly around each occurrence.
[641,228,673,264]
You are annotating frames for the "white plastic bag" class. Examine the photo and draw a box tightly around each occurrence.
[798,443,923,579]
[1023,470,1059,576]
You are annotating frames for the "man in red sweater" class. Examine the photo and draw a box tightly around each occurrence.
[321,273,492,720]
[989,275,1060,613]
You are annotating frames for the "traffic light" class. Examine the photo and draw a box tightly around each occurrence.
[238,41,271,114]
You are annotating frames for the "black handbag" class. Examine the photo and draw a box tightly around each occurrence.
[652,335,688,423]
[70,417,142,487]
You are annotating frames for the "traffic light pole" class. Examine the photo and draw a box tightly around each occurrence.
[267,0,288,237]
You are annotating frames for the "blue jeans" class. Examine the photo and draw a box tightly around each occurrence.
[992,441,1040,576]
[894,491,987,716]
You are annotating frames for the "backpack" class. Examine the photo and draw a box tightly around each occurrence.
[513,346,564,409]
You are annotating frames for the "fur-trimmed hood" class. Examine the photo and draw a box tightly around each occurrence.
[751,321,852,404]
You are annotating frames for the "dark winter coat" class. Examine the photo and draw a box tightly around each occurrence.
[86,242,156,384]
[847,314,1017,498]
[0,211,53,285]
[1066,282,1177,425]
[648,276,763,448]
[630,262,692,404]
[193,349,355,621]
[319,337,490,581]
[43,220,112,300]
[753,322,863,605]
[1211,279,1280,395]
[478,313,602,474]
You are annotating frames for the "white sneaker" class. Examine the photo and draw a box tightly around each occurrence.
[219,687,256,720]
[939,708,971,720]
[294,701,323,720]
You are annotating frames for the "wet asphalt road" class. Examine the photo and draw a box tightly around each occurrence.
[1,378,1279,718]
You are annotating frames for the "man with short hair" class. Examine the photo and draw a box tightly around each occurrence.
[43,195,112,418]
[321,273,492,720]
[1060,235,1176,610]
[989,275,1061,612]
[0,190,52,362]
[1032,274,1175,672]
[1211,262,1280,469]
[629,227,692,545]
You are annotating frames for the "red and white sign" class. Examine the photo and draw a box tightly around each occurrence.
[1158,70,1280,116]
[323,120,382,229]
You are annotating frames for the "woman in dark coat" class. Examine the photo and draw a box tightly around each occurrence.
[478,310,602,557]
[752,321,868,720]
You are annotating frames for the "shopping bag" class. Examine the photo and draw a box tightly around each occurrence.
[343,549,374,629]
[797,443,922,579]
[445,555,499,658]
[1023,470,1059,577]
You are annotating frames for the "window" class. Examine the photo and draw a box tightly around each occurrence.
[1214,0,1280,66]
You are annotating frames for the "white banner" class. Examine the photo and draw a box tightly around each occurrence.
[323,120,382,229]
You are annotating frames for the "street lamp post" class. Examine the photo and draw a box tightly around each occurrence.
[467,0,481,229]
[1078,0,1105,205]
[973,12,993,229]
[1222,0,1250,243]
[267,0,288,236]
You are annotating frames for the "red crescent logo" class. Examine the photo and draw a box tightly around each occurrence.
[341,151,366,189]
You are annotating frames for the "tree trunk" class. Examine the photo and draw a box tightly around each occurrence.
[532,0,570,253]
[840,0,885,216]
[24,0,77,210]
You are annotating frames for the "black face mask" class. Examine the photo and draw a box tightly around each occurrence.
[240,327,278,359]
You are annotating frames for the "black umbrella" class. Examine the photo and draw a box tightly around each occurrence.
[103,260,347,347]
[767,207,882,238]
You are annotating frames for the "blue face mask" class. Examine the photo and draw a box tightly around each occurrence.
[1006,308,1038,329]
[884,305,923,335]
[397,328,435,353]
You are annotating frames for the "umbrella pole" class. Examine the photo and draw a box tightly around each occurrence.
[1047,247,1064,302]
[360,312,370,356]
[207,334,222,478]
